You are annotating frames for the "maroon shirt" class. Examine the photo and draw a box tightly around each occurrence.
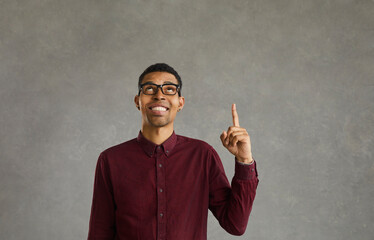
[88,131,259,240]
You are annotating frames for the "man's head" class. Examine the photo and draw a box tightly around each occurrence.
[134,63,185,130]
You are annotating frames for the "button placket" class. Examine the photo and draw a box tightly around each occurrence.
[156,147,166,239]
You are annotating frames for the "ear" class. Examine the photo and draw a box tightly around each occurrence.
[178,96,185,111]
[134,95,140,110]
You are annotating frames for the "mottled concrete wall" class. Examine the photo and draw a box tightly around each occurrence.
[0,0,373,239]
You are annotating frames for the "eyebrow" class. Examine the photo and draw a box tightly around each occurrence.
[142,81,178,85]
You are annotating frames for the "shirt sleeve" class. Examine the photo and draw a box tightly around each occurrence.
[87,153,116,240]
[208,147,259,236]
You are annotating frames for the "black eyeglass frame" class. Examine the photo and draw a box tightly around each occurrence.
[138,82,181,96]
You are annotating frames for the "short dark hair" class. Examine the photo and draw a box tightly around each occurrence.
[138,63,182,96]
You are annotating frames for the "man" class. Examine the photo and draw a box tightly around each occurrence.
[87,63,259,240]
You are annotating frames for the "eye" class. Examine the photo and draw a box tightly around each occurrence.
[145,86,155,92]
[165,87,174,92]
[164,86,176,93]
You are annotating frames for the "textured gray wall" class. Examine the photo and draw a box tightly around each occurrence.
[1,0,373,239]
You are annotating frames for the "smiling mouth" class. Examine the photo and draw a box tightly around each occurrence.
[149,107,168,112]
[149,106,169,112]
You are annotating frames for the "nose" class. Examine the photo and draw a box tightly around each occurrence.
[152,86,166,100]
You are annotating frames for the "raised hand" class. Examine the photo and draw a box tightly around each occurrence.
[220,104,253,164]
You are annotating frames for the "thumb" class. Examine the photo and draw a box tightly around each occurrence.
[220,131,227,146]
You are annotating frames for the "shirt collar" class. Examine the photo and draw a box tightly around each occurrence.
[136,130,177,157]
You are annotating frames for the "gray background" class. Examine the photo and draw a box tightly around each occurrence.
[1,0,373,239]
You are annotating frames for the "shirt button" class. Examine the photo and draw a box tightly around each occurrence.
[160,213,163,217]
[159,164,162,168]
[166,150,169,153]
[159,188,163,192]
[251,168,255,172]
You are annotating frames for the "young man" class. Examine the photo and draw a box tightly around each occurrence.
[87,63,259,240]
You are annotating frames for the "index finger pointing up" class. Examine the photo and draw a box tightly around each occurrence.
[232,103,240,127]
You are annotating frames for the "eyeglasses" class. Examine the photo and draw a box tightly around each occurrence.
[139,83,180,96]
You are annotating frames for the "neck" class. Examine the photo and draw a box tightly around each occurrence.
[141,124,174,145]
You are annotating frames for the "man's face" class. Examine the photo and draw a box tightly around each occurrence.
[134,71,185,129]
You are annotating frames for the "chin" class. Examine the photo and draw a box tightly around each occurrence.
[148,119,171,128]
[151,122,168,128]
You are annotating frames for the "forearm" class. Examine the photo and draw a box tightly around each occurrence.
[210,160,259,236]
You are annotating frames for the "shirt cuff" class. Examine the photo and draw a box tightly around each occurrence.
[234,157,257,180]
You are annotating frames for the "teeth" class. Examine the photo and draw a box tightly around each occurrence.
[151,106,167,111]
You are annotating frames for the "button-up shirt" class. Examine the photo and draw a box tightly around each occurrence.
[88,131,259,240]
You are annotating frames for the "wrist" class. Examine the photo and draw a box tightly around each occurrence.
[236,156,254,164]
